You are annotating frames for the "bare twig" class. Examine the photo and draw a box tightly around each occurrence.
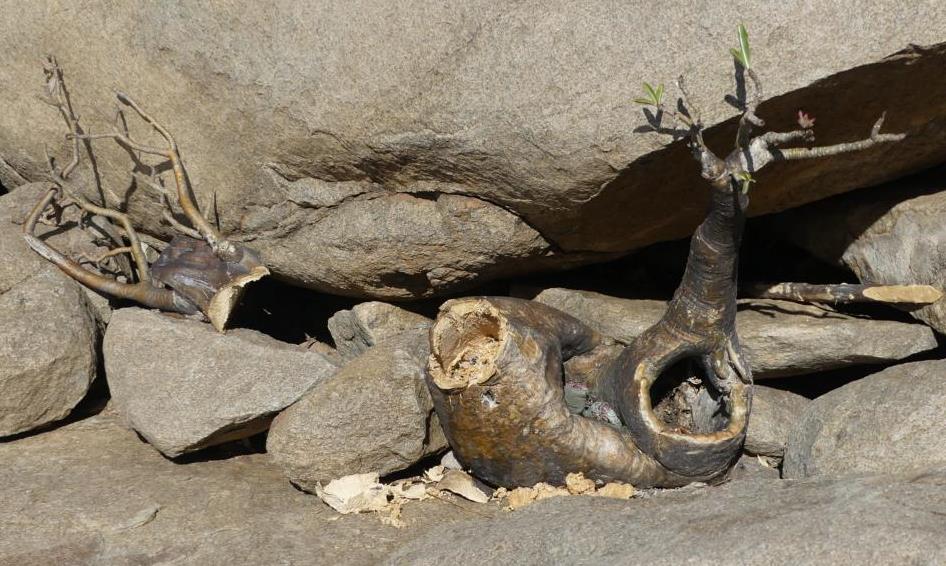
[744,282,943,306]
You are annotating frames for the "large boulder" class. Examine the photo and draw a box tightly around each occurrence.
[1,4,945,299]
[771,169,946,334]
[783,359,946,479]
[386,467,946,565]
[0,184,99,437]
[534,288,938,378]
[103,308,338,457]
[0,413,500,564]
[267,331,447,490]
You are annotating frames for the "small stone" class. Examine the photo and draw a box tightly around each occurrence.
[328,301,431,359]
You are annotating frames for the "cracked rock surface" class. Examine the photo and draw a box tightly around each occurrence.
[2,3,946,298]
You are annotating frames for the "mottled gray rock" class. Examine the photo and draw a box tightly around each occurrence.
[772,170,946,334]
[2,4,945,298]
[328,301,431,359]
[268,332,447,490]
[784,359,946,479]
[535,288,938,378]
[0,270,97,437]
[387,467,946,565]
[746,386,810,458]
[0,184,99,437]
[103,308,338,457]
[0,413,500,565]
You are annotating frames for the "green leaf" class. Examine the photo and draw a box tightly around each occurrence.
[643,82,658,103]
[655,84,664,105]
[732,23,751,69]
[633,97,655,106]
[735,171,756,194]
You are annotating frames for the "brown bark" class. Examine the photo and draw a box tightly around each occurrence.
[427,297,709,488]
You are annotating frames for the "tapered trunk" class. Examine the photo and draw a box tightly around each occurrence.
[599,184,752,478]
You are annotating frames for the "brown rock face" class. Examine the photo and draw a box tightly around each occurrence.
[1,3,945,298]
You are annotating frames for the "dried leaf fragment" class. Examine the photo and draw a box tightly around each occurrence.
[436,469,490,503]
[315,472,389,514]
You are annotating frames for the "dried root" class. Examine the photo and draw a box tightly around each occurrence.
[24,57,267,331]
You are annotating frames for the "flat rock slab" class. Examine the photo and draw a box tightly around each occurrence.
[784,359,946,479]
[535,288,938,378]
[0,413,501,565]
[772,170,946,334]
[328,301,431,360]
[104,308,338,457]
[268,331,447,489]
[387,468,946,565]
[3,5,946,298]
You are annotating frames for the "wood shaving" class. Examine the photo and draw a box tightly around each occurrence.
[494,473,636,510]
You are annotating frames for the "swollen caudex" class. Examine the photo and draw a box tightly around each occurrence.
[429,300,505,390]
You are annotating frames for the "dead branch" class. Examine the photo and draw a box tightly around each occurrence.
[744,282,943,306]
[24,57,268,331]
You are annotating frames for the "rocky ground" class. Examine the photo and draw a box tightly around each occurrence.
[2,4,946,565]
[3,163,946,564]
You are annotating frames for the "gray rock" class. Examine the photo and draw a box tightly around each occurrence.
[771,171,946,334]
[745,386,810,458]
[535,288,938,378]
[0,412,501,565]
[328,301,431,359]
[267,331,447,490]
[784,359,946,479]
[103,308,338,457]
[387,467,946,565]
[0,270,97,437]
[0,184,100,437]
[2,4,945,298]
